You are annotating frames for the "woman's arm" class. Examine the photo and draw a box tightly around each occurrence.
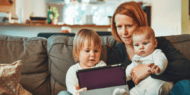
[107,43,152,85]
[130,64,152,85]
[152,37,190,82]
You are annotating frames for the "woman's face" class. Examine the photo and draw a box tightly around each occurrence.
[115,14,139,45]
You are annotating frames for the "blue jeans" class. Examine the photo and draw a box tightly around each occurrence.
[170,80,190,95]
[57,91,72,95]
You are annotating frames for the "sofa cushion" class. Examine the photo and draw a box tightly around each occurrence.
[0,35,50,95]
[47,35,118,95]
[164,34,190,61]
[47,35,75,95]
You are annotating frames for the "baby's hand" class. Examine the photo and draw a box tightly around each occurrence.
[148,63,160,74]
[75,84,87,95]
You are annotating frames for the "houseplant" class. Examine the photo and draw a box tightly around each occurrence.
[50,7,59,24]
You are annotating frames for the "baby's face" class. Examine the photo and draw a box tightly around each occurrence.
[78,39,101,69]
[133,34,157,57]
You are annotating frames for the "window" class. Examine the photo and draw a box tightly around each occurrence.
[63,3,116,25]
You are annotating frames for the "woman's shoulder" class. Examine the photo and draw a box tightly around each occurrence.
[156,36,168,42]
[156,37,171,49]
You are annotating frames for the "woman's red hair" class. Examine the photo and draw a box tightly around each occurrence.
[111,1,148,43]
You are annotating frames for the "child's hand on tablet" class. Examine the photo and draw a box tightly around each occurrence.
[75,84,87,95]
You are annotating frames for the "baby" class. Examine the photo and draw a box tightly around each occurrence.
[125,26,173,95]
[65,29,106,95]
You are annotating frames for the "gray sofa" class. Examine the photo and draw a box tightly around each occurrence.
[0,34,190,95]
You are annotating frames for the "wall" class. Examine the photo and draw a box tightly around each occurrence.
[151,0,181,36]
[0,0,189,37]
[151,0,189,36]
[0,25,60,37]
[181,0,189,34]
[16,0,46,23]
[0,25,109,37]
[16,0,152,24]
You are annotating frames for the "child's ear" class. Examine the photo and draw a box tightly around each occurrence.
[154,39,157,48]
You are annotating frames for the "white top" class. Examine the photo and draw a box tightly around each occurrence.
[126,49,168,81]
[125,49,170,95]
[66,60,107,95]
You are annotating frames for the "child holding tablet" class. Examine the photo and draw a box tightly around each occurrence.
[66,29,106,95]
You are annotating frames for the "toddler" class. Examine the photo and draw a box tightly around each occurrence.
[125,26,173,95]
[65,29,106,95]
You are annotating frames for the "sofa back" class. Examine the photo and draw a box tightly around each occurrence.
[164,34,190,60]
[0,35,50,95]
[1,34,190,95]
[47,34,190,95]
[47,35,118,95]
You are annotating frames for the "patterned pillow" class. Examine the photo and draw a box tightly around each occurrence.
[0,60,32,95]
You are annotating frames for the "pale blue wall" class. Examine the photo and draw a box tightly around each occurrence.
[0,25,61,37]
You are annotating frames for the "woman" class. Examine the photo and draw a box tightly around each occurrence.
[106,1,190,91]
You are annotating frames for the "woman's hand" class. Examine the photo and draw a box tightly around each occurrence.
[130,63,153,85]
[75,84,87,95]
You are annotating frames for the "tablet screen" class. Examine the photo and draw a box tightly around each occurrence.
[77,64,126,90]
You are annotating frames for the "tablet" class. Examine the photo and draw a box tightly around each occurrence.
[76,64,126,90]
[79,85,129,95]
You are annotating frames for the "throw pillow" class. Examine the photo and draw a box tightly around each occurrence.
[0,60,32,95]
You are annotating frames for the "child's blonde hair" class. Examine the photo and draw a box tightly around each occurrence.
[133,26,155,39]
[73,29,101,62]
